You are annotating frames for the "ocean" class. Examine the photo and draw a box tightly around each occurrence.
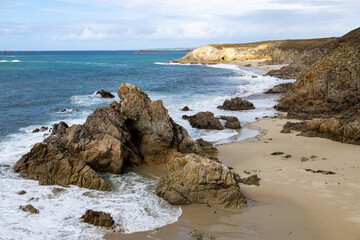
[0,51,293,239]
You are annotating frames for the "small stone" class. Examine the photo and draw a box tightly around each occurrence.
[310,155,317,159]
[182,106,190,111]
[189,229,203,240]
[17,190,27,195]
[20,204,39,214]
[271,152,284,155]
[52,187,66,194]
[284,154,292,159]
[301,157,309,162]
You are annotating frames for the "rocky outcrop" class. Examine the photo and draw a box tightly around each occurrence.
[173,38,335,80]
[15,83,246,209]
[81,210,115,228]
[217,97,255,111]
[264,83,293,94]
[276,27,360,119]
[96,90,115,98]
[219,116,241,129]
[183,112,224,130]
[156,154,247,209]
[284,111,360,145]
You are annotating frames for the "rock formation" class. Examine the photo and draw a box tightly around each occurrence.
[276,27,360,120]
[96,89,115,98]
[81,209,115,228]
[156,154,247,209]
[217,97,255,111]
[283,111,360,145]
[264,83,293,94]
[15,83,246,208]
[183,112,224,130]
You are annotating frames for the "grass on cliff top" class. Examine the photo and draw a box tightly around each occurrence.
[209,37,336,51]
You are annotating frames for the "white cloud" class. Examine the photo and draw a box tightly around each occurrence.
[54,28,119,40]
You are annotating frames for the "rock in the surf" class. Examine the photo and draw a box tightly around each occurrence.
[219,116,241,129]
[183,112,224,130]
[20,204,39,214]
[96,89,115,98]
[81,209,115,228]
[217,97,255,111]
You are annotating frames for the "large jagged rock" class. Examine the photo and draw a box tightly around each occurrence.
[14,142,111,191]
[276,27,360,119]
[14,83,203,191]
[117,83,201,156]
[217,97,255,111]
[183,112,224,130]
[156,154,247,209]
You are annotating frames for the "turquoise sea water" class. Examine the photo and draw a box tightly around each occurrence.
[0,51,293,239]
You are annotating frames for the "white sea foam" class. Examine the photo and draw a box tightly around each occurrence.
[0,59,21,63]
[154,62,201,66]
[70,92,119,107]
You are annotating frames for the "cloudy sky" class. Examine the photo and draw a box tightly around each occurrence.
[1,0,359,50]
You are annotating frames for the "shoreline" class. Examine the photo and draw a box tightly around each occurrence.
[106,115,360,240]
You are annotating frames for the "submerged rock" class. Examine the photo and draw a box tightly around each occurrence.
[217,97,255,111]
[96,89,115,98]
[81,209,115,228]
[184,112,224,130]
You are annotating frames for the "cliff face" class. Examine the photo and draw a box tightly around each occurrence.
[276,27,360,119]
[174,38,334,65]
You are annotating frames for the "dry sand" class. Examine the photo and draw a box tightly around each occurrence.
[234,59,288,72]
[106,114,360,240]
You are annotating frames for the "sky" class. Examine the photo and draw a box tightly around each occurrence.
[0,0,359,50]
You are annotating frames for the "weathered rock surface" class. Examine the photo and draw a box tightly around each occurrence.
[15,83,246,209]
[219,116,241,129]
[81,209,115,228]
[283,112,360,145]
[14,83,202,191]
[276,27,360,119]
[20,204,39,214]
[183,112,224,130]
[156,154,247,209]
[239,174,261,186]
[264,83,293,94]
[217,97,255,111]
[96,89,115,98]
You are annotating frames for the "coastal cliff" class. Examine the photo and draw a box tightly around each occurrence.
[173,38,335,79]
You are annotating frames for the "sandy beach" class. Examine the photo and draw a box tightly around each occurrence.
[106,114,360,240]
[234,59,288,72]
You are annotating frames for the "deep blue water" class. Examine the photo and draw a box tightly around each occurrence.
[0,51,245,138]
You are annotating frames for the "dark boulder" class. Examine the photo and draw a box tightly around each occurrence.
[217,97,255,111]
[184,112,223,130]
[96,90,115,99]
[81,209,115,228]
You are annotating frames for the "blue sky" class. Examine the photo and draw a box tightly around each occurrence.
[1,0,359,50]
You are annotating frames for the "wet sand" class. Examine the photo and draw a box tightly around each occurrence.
[105,115,360,240]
